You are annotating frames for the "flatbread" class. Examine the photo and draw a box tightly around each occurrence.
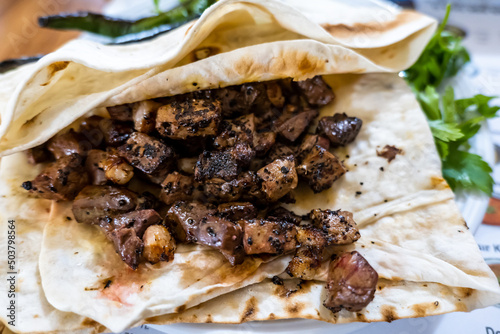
[0,0,498,333]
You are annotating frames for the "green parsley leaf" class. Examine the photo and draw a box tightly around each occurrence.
[404,5,497,195]
[428,120,463,142]
[442,150,493,194]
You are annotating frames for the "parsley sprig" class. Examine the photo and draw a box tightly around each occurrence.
[403,5,498,195]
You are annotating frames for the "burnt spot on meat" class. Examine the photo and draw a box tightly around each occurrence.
[310,209,360,245]
[23,154,88,201]
[257,158,298,202]
[156,98,221,139]
[297,145,346,193]
[118,132,175,177]
[376,145,403,162]
[213,114,255,150]
[243,219,296,255]
[159,172,198,205]
[217,202,257,221]
[317,113,362,147]
[323,251,378,313]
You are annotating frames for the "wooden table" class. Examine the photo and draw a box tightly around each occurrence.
[0,0,108,62]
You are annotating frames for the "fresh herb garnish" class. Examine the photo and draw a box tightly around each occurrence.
[404,5,498,195]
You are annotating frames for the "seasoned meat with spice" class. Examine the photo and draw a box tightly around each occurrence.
[107,104,133,121]
[297,145,345,193]
[194,144,254,182]
[243,219,296,255]
[213,114,255,149]
[274,109,318,142]
[202,171,259,202]
[253,131,276,157]
[215,82,273,118]
[166,201,217,242]
[297,134,330,159]
[22,154,87,201]
[47,129,89,159]
[132,100,161,134]
[286,246,322,280]
[85,149,108,185]
[267,206,302,225]
[166,201,244,265]
[156,98,221,139]
[197,215,244,265]
[257,157,298,201]
[294,76,335,106]
[72,185,142,225]
[143,224,176,264]
[118,132,175,177]
[99,118,134,147]
[160,172,198,205]
[266,143,296,163]
[324,251,378,313]
[26,145,51,164]
[105,209,162,237]
[310,209,360,245]
[317,113,362,146]
[217,202,257,221]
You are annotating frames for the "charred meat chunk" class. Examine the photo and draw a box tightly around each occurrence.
[166,201,217,242]
[286,246,323,280]
[132,100,161,134]
[118,132,175,176]
[243,219,296,255]
[310,209,360,245]
[217,202,257,221]
[266,143,296,163]
[274,109,318,142]
[194,144,254,182]
[105,209,162,237]
[160,172,197,205]
[267,206,302,225]
[253,131,276,157]
[317,113,362,146]
[202,171,259,202]
[257,157,298,202]
[156,98,221,139]
[197,215,244,265]
[297,134,330,159]
[297,145,345,193]
[107,104,133,121]
[215,82,272,118]
[72,185,142,225]
[47,129,89,159]
[324,251,378,313]
[166,201,244,265]
[143,225,176,264]
[99,118,134,147]
[213,114,255,149]
[26,145,51,165]
[22,154,87,201]
[294,76,335,106]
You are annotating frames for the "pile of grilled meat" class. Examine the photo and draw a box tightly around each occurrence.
[22,76,377,313]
